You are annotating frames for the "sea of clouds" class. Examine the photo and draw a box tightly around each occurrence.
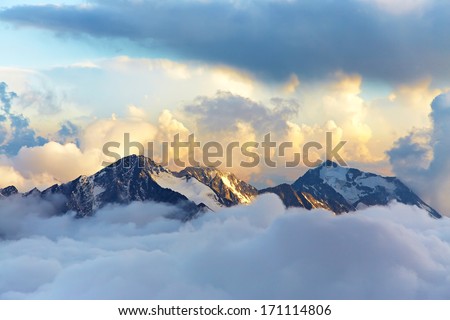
[1,193,450,300]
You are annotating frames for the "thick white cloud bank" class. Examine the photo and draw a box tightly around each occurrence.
[1,194,450,300]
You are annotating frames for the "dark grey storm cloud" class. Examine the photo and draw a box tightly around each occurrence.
[1,0,450,83]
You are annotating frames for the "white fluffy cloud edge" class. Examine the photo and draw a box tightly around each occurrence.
[1,193,450,300]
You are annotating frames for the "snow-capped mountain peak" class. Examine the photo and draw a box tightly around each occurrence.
[288,160,441,218]
[36,155,200,218]
[7,155,257,218]
[0,156,441,219]
[317,161,397,206]
[0,185,18,197]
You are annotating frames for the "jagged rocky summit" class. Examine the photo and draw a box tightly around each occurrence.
[0,156,441,219]
[260,160,441,218]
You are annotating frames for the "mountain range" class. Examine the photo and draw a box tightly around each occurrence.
[0,155,441,219]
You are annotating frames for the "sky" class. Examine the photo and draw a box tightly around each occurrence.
[3,0,450,301]
[1,0,450,214]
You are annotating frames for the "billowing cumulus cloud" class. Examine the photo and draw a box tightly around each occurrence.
[0,158,27,188]
[1,0,450,84]
[0,80,326,190]
[1,194,450,299]
[0,64,445,204]
[0,74,431,193]
[388,92,450,215]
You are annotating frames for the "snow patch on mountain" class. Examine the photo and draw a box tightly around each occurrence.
[177,167,257,207]
[152,171,223,211]
[0,156,441,219]
[219,174,253,204]
[319,165,395,205]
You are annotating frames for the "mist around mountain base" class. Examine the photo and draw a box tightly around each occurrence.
[1,193,450,299]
